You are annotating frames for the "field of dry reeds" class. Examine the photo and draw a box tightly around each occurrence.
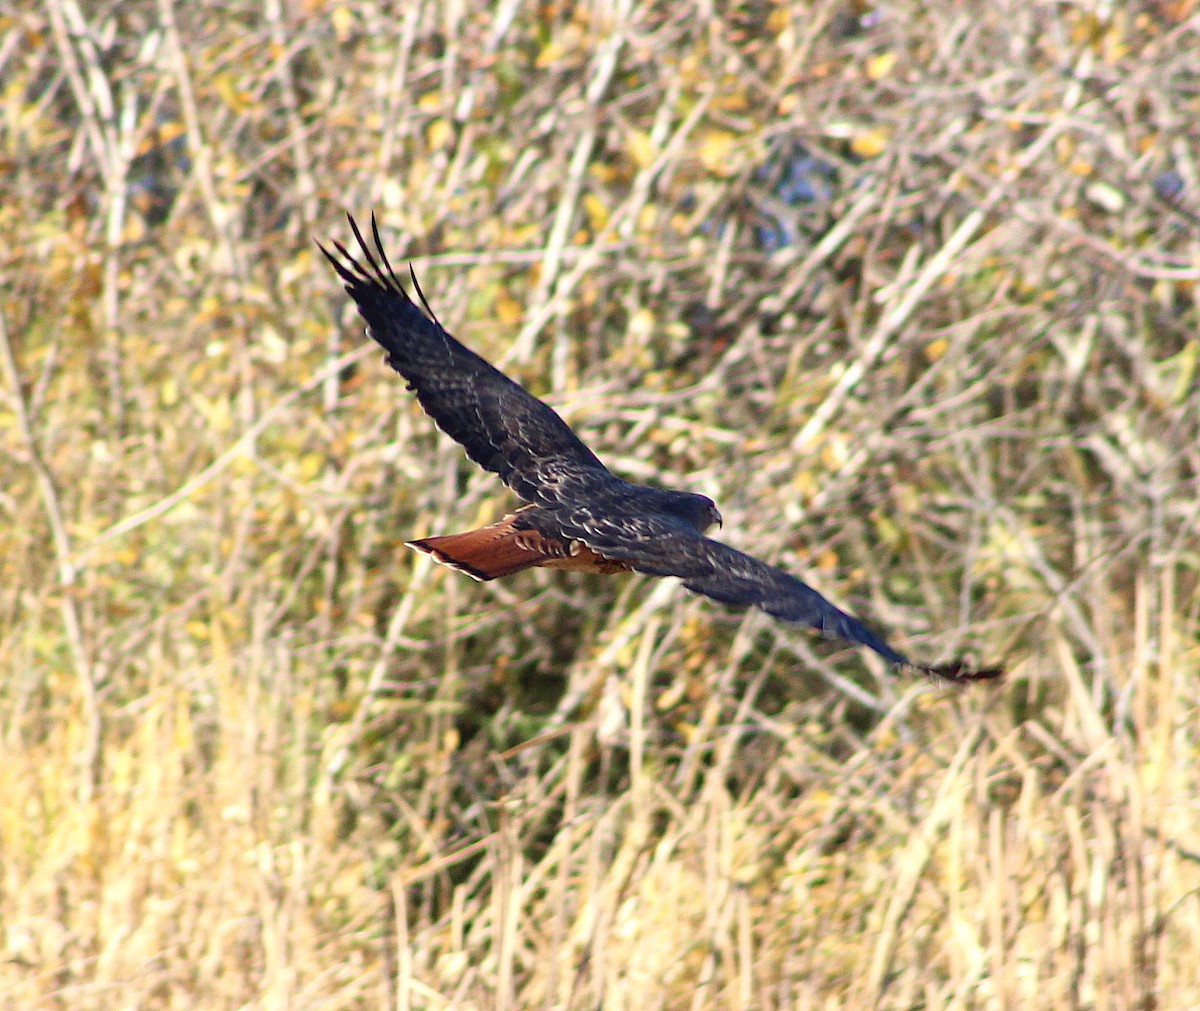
[3,1,1199,1007]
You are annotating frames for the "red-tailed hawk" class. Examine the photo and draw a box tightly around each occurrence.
[321,215,1000,684]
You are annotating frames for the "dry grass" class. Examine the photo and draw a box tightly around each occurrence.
[2,0,1199,1007]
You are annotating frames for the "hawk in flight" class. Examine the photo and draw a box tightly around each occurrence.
[321,216,999,684]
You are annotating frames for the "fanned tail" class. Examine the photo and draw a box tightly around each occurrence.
[407,511,632,581]
[406,516,544,581]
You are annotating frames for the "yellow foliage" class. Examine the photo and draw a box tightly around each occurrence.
[494,290,524,324]
[582,192,609,231]
[213,73,254,114]
[185,620,210,641]
[698,130,739,175]
[850,127,890,158]
[626,129,655,169]
[866,52,898,80]
[924,337,950,362]
[297,452,325,480]
[330,4,354,41]
[426,118,454,150]
[536,40,566,68]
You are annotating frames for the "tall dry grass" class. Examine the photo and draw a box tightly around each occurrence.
[2,0,1198,1007]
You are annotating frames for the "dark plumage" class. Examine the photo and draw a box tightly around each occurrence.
[319,214,1000,683]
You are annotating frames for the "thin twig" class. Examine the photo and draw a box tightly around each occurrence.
[70,344,373,567]
[0,299,100,802]
[791,120,1066,452]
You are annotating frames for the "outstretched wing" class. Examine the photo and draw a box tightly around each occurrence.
[319,214,611,506]
[535,504,999,681]
[676,537,915,665]
[675,539,1000,681]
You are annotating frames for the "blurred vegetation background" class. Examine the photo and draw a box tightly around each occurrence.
[2,0,1199,1007]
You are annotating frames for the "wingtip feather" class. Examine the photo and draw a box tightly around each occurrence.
[913,662,1006,684]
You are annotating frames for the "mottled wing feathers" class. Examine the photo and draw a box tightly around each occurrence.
[670,538,915,666]
[565,520,911,666]
[523,504,999,680]
[652,537,999,680]
[318,214,609,505]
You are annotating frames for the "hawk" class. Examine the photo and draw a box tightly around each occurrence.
[320,215,1000,684]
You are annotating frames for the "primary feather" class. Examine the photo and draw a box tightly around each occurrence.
[318,214,608,507]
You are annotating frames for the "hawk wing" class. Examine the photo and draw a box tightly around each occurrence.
[319,214,611,506]
[528,504,999,681]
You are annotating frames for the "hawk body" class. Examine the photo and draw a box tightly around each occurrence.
[321,215,999,683]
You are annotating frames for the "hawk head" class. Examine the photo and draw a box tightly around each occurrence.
[666,491,722,533]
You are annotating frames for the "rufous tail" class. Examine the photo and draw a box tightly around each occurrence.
[406,515,545,581]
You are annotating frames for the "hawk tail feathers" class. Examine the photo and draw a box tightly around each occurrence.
[406,513,630,581]
[407,519,542,581]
